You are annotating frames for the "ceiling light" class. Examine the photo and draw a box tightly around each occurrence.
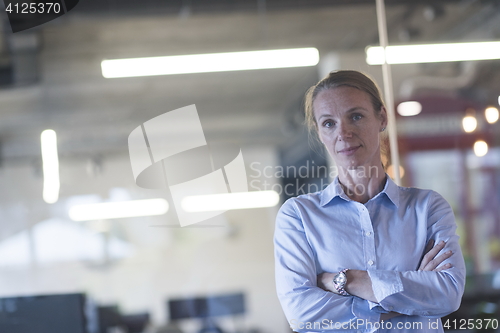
[181,191,279,213]
[102,48,320,78]
[462,115,477,133]
[473,140,488,157]
[366,41,500,65]
[41,130,60,204]
[69,199,169,221]
[485,106,499,124]
[397,101,422,116]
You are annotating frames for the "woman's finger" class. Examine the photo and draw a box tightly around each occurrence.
[418,240,446,270]
[423,239,435,256]
[418,239,434,270]
[421,250,453,271]
[417,239,434,270]
[434,263,453,272]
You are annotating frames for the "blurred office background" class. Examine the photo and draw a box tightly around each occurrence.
[1,0,500,332]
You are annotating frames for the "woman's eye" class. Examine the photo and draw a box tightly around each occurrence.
[323,120,334,128]
[352,114,362,121]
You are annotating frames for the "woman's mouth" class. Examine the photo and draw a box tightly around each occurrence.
[338,145,361,156]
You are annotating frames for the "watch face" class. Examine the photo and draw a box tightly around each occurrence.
[334,273,346,285]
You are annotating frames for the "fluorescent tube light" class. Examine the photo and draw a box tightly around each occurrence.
[101,48,320,78]
[69,198,169,221]
[181,191,279,212]
[41,130,60,204]
[366,41,500,65]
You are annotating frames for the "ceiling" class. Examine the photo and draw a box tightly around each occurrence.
[0,0,498,243]
[0,0,499,164]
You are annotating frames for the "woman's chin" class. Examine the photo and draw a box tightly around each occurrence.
[338,159,363,170]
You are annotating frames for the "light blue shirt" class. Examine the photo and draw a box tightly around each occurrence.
[274,176,466,332]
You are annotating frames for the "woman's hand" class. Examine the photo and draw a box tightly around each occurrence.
[418,240,453,271]
[317,272,335,292]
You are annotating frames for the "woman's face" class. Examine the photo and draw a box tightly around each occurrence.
[313,86,387,170]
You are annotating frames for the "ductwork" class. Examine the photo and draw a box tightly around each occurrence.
[399,61,478,99]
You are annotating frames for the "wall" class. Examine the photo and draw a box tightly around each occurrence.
[0,146,288,333]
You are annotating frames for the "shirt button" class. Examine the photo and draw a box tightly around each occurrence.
[365,231,372,236]
[368,260,374,266]
[389,306,394,311]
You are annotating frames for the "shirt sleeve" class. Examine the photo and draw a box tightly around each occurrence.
[275,199,380,332]
[367,191,466,317]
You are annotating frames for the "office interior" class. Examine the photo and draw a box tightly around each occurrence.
[0,0,500,332]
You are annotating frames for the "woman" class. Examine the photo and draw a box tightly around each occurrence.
[274,70,465,332]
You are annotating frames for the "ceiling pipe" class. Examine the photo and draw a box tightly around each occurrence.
[399,62,478,99]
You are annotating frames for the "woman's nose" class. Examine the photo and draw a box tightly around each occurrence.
[337,122,353,140]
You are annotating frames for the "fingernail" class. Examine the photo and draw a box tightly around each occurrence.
[446,251,452,254]
[439,241,445,245]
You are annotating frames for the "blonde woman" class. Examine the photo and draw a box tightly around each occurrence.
[274,70,465,332]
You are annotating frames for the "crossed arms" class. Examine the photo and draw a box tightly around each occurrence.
[274,192,466,331]
[317,240,455,320]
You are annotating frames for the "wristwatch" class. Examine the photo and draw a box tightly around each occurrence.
[332,268,350,296]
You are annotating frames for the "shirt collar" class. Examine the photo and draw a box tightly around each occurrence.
[320,174,400,207]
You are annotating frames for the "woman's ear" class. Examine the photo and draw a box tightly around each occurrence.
[380,106,388,132]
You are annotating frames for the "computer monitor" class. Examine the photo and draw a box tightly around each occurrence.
[97,305,123,333]
[122,313,150,333]
[169,297,206,320]
[168,292,245,320]
[0,293,97,333]
[205,293,245,317]
[167,293,245,333]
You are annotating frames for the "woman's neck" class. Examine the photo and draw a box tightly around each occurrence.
[337,164,386,204]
